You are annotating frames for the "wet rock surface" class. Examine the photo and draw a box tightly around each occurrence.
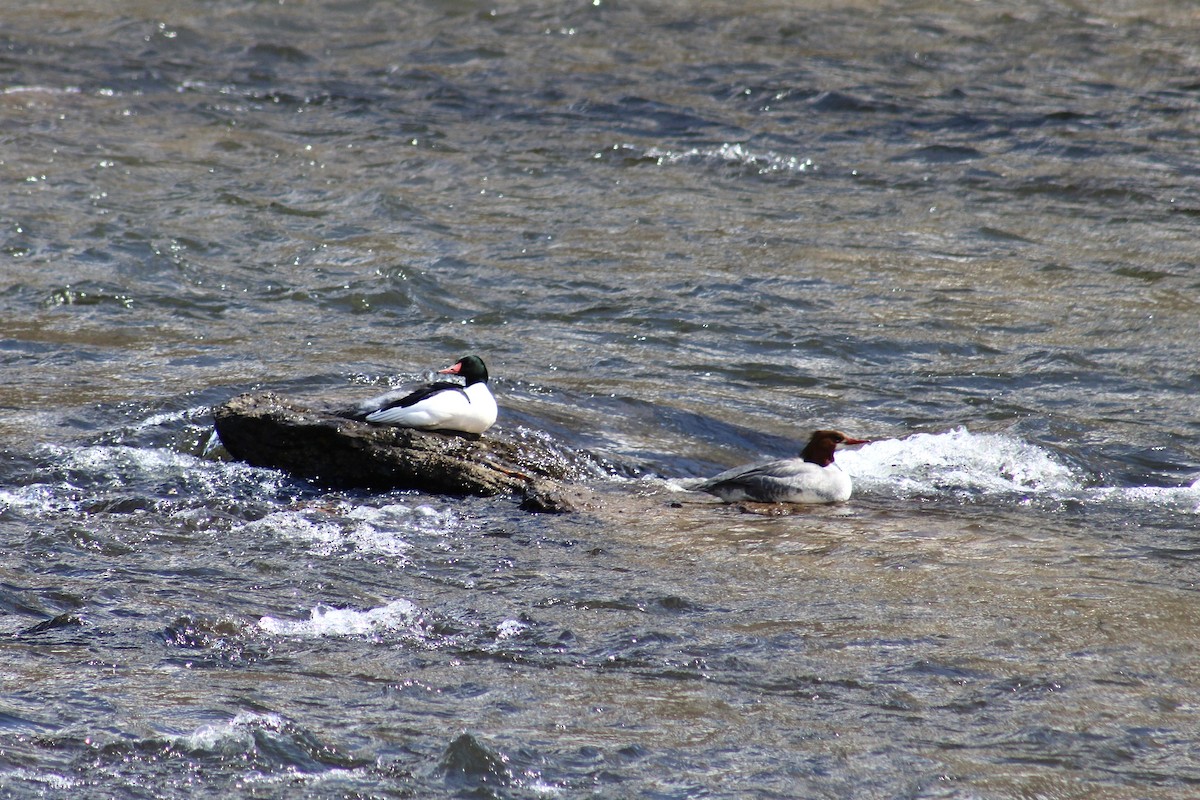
[212,391,583,510]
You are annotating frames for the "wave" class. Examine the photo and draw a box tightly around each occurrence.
[1087,480,1200,514]
[234,501,455,560]
[168,711,364,772]
[258,600,426,639]
[258,599,531,649]
[0,442,290,524]
[839,427,1200,512]
[0,444,276,515]
[840,427,1079,498]
[617,142,817,176]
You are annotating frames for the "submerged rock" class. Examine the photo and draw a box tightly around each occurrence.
[212,391,581,511]
[18,613,84,636]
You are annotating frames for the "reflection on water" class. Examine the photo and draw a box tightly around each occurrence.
[2,0,1200,797]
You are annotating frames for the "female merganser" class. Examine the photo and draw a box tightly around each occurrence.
[350,355,497,435]
[687,429,870,504]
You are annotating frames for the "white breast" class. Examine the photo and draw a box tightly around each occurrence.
[365,383,496,433]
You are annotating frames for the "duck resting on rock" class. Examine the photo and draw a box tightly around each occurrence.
[348,355,497,435]
[685,429,870,504]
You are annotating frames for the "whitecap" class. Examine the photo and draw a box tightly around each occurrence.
[47,442,281,491]
[0,484,80,516]
[236,501,454,559]
[176,711,282,753]
[643,142,816,175]
[9,443,285,524]
[239,511,361,556]
[1087,481,1200,514]
[258,599,425,639]
[53,443,196,475]
[126,404,212,432]
[838,427,1080,499]
[0,769,84,791]
[840,429,1200,514]
[496,619,529,639]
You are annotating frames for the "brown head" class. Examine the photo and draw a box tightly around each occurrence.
[800,429,870,467]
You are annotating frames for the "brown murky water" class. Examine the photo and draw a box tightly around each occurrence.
[2,1,1199,797]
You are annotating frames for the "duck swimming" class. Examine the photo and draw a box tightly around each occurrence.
[350,355,497,435]
[686,429,869,504]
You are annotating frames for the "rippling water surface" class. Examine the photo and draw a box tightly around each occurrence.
[3,1,1200,797]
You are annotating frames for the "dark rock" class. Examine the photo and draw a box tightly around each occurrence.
[518,481,578,514]
[19,613,83,636]
[439,733,512,786]
[212,391,586,508]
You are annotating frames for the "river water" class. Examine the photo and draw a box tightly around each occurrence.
[3,1,1200,797]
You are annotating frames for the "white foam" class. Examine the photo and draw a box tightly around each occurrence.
[0,484,79,516]
[258,599,425,639]
[496,619,528,639]
[2,85,81,96]
[237,767,364,788]
[840,431,1200,513]
[838,427,1080,499]
[4,443,284,524]
[241,511,352,555]
[176,711,283,753]
[1087,480,1200,514]
[54,443,194,473]
[0,769,84,791]
[237,501,454,559]
[643,142,816,175]
[46,443,279,492]
[129,406,209,431]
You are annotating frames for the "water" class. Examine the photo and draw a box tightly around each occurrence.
[3,0,1200,797]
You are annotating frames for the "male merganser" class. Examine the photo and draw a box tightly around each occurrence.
[350,355,497,435]
[687,429,869,504]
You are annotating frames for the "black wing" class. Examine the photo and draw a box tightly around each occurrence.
[345,381,466,420]
[374,381,465,412]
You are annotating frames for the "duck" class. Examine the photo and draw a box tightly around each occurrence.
[349,355,497,435]
[686,429,870,504]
